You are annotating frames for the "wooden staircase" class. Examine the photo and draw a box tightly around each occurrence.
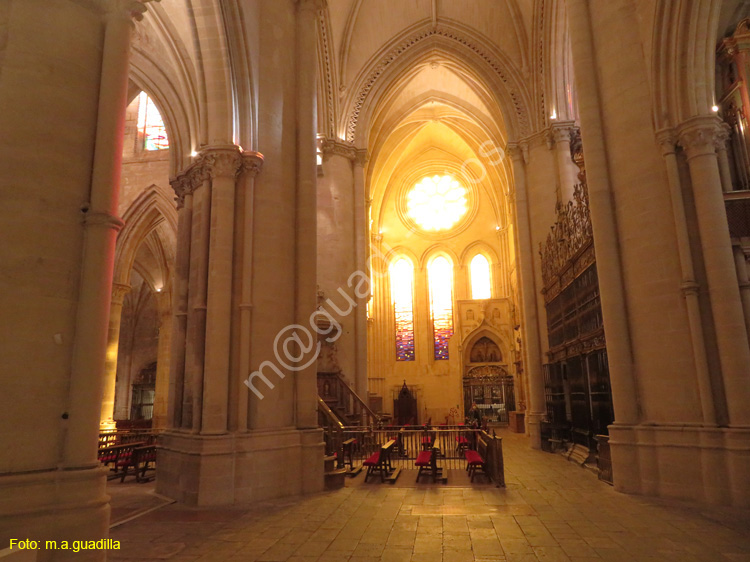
[317,372,381,427]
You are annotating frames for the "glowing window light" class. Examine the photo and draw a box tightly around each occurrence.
[390,258,415,361]
[470,254,492,300]
[429,256,454,360]
[406,175,467,231]
[137,92,169,151]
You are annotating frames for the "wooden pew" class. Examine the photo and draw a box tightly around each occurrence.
[97,442,146,480]
[363,439,397,482]
[118,445,156,483]
[415,446,446,484]
[464,433,489,482]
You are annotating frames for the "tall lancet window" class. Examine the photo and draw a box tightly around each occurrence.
[391,258,415,361]
[429,256,454,360]
[137,91,169,151]
[470,254,492,300]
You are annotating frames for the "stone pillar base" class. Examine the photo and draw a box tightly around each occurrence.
[157,428,325,505]
[609,424,750,507]
[526,411,544,450]
[0,467,109,561]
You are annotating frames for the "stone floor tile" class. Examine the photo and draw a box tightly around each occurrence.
[442,549,474,562]
[380,547,413,562]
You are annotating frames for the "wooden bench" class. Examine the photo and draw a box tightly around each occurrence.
[341,438,357,470]
[455,431,471,454]
[415,446,446,483]
[363,439,396,482]
[118,445,156,483]
[97,442,146,480]
[464,434,488,482]
[420,429,435,451]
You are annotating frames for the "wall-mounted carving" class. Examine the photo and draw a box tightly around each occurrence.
[465,365,509,380]
[539,181,592,295]
[469,337,503,363]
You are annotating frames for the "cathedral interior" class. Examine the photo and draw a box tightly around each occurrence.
[3,0,750,560]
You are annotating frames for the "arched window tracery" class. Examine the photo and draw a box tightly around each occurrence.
[428,256,454,360]
[390,258,415,361]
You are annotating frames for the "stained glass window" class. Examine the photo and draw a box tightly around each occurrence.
[429,256,454,360]
[470,254,492,299]
[391,258,415,361]
[137,92,169,151]
[406,175,468,231]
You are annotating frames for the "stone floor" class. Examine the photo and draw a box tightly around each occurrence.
[108,431,750,561]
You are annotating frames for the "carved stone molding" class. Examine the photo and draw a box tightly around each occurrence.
[680,280,700,297]
[84,211,125,232]
[170,146,263,208]
[320,138,357,162]
[677,116,724,159]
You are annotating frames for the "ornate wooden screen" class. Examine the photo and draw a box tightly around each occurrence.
[540,143,614,451]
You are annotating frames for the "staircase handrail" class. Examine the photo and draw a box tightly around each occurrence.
[331,372,381,425]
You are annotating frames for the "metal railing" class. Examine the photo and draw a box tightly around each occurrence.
[329,426,504,484]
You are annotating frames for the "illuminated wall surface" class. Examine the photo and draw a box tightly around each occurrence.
[137,92,169,151]
[471,254,492,299]
[429,257,454,360]
[391,259,415,361]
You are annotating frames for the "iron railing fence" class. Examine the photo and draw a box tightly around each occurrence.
[335,426,484,471]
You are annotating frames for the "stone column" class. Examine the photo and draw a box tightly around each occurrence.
[152,290,172,430]
[202,147,243,434]
[235,153,264,432]
[167,174,195,429]
[185,167,211,431]
[0,0,154,552]
[353,150,369,402]
[678,116,750,426]
[716,123,734,193]
[565,0,640,426]
[656,130,716,426]
[508,144,546,448]
[100,283,131,430]
[295,0,321,431]
[319,138,362,396]
[550,121,580,203]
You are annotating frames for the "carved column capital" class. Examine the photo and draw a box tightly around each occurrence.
[354,148,369,168]
[677,116,724,159]
[716,122,732,151]
[320,137,357,162]
[655,128,678,157]
[241,151,264,177]
[111,283,132,305]
[201,146,245,179]
[507,143,528,165]
[549,121,578,145]
[170,158,209,208]
[104,0,160,22]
